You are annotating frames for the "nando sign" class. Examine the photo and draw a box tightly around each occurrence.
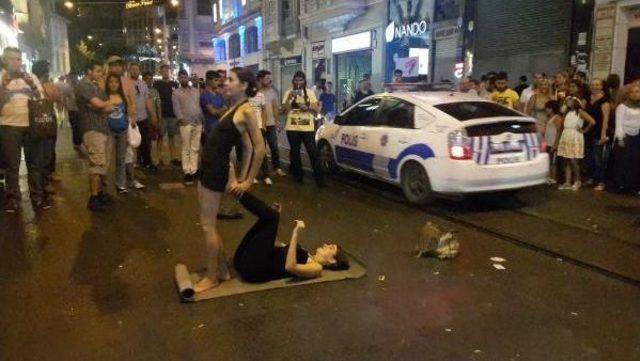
[385,19,431,43]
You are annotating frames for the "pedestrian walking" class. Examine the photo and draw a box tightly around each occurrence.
[32,60,62,196]
[256,70,286,177]
[172,69,203,184]
[557,96,596,191]
[584,78,612,191]
[75,60,115,212]
[154,64,180,166]
[613,84,640,195]
[143,71,162,170]
[490,72,519,109]
[319,81,337,116]
[195,67,265,293]
[58,74,81,150]
[282,71,324,186]
[0,47,48,212]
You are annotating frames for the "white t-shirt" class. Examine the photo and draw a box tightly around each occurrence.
[520,86,535,108]
[249,91,266,129]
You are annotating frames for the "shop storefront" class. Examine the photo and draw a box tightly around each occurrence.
[280,55,303,94]
[332,31,373,110]
[385,0,435,82]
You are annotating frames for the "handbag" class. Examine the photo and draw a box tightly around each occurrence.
[28,97,57,139]
[127,123,141,148]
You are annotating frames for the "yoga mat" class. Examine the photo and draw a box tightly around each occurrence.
[174,253,366,302]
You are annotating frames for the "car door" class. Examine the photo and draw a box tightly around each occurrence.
[333,97,382,172]
[360,97,419,181]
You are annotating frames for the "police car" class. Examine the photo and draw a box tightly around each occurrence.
[316,91,549,204]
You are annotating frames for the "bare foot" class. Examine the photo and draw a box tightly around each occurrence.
[193,277,219,293]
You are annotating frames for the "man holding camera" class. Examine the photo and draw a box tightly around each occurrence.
[0,47,47,212]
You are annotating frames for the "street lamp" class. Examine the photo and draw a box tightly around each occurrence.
[64,1,74,9]
[170,0,179,7]
[154,28,162,34]
[87,35,93,40]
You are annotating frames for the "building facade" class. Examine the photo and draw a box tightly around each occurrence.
[592,0,640,84]
[211,0,264,73]
[176,0,216,76]
[123,0,171,72]
[48,12,71,78]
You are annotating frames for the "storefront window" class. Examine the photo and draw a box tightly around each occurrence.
[335,50,372,111]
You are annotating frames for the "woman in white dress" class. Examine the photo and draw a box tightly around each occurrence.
[557,96,596,191]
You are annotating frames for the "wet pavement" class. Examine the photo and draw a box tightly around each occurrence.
[1,129,639,361]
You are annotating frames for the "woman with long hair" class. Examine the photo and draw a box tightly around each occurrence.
[613,84,640,194]
[557,96,596,191]
[195,67,266,293]
[584,78,612,191]
[229,167,349,283]
[554,71,570,102]
[281,71,324,186]
[526,78,554,135]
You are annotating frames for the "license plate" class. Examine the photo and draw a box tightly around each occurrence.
[493,155,523,164]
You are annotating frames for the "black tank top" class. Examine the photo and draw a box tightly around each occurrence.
[270,245,309,280]
[585,97,610,138]
[199,102,245,191]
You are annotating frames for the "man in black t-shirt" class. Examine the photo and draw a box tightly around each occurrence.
[352,79,374,105]
[153,64,180,166]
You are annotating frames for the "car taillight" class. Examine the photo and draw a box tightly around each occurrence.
[448,129,472,160]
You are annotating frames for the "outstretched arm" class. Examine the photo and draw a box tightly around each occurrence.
[285,220,322,279]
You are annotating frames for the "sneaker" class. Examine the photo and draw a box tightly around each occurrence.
[558,183,573,191]
[87,196,106,212]
[116,186,129,194]
[594,183,605,192]
[264,177,273,185]
[184,174,194,185]
[130,180,145,190]
[572,182,582,191]
[4,198,19,213]
[274,168,287,177]
[546,177,557,185]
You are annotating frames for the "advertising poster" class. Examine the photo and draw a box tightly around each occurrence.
[386,0,435,82]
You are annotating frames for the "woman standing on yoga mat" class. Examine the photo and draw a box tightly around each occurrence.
[194,67,266,293]
[232,185,350,283]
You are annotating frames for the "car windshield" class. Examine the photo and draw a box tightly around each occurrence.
[433,101,522,121]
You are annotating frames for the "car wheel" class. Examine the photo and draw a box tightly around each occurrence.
[318,141,338,174]
[401,161,434,205]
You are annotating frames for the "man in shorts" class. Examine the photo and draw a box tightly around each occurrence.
[75,60,115,212]
[154,64,180,166]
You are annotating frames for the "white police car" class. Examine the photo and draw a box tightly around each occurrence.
[316,91,549,204]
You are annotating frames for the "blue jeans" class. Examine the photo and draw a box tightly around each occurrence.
[265,125,281,169]
[584,136,610,184]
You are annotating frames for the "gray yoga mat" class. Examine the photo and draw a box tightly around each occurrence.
[174,253,367,302]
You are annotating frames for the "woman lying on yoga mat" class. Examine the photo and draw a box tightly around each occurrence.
[232,191,350,283]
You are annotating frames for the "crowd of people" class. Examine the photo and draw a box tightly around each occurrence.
[0,47,333,214]
[458,70,640,195]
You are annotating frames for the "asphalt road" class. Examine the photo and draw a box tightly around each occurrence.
[0,131,639,361]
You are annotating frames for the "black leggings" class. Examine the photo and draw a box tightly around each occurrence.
[233,193,280,283]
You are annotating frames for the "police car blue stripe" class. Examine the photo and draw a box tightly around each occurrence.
[388,144,435,179]
[334,146,375,172]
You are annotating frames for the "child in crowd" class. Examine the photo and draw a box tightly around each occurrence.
[544,100,563,184]
[556,97,596,191]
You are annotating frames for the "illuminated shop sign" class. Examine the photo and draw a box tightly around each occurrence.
[385,19,431,42]
[331,31,371,54]
[126,0,154,9]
